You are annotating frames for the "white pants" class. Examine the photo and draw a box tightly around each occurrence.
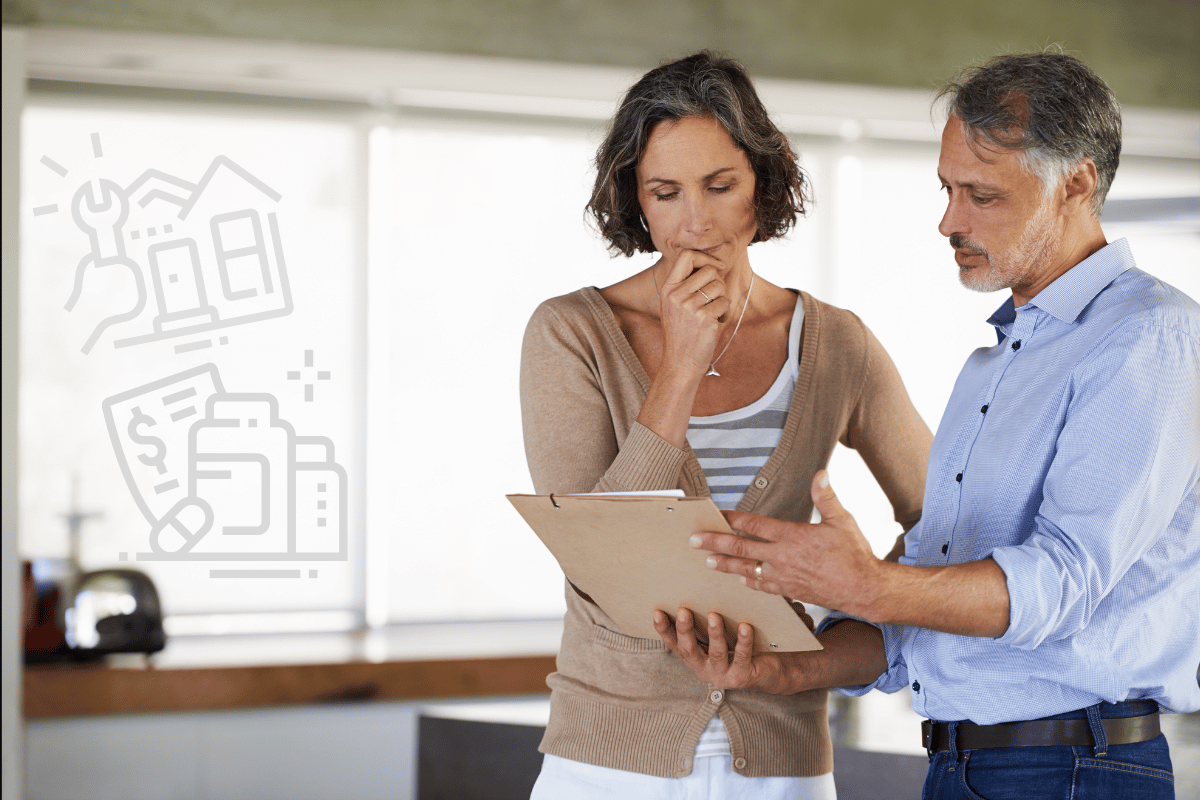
[530,753,837,800]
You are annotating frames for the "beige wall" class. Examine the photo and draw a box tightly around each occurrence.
[3,0,1198,110]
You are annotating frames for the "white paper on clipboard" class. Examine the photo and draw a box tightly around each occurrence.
[506,493,821,653]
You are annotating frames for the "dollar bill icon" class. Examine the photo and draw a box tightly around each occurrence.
[103,364,347,561]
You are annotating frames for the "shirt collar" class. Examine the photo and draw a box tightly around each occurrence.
[987,238,1135,339]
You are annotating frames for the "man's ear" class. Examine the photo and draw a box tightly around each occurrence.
[1061,157,1099,215]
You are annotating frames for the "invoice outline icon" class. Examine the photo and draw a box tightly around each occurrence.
[103,364,348,563]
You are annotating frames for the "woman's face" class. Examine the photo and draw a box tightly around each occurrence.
[635,115,758,275]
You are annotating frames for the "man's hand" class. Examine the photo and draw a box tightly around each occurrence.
[692,470,887,620]
[692,470,1012,638]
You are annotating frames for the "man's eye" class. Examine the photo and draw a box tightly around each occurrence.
[973,195,995,205]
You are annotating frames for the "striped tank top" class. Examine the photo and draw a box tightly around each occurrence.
[686,294,804,758]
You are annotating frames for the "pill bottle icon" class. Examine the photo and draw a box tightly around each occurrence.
[188,394,292,555]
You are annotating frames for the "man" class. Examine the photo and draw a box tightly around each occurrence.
[655,52,1199,799]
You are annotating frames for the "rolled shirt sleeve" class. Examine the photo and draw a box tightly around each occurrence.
[994,321,1200,650]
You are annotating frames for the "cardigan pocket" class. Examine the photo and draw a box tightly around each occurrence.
[591,621,668,653]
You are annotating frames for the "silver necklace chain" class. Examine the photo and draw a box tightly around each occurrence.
[652,266,755,378]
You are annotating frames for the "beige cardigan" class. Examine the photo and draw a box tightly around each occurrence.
[519,287,931,778]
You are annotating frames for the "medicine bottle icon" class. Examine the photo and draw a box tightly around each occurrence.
[189,394,292,555]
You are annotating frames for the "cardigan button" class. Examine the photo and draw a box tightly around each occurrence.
[754,477,769,489]
[709,689,724,704]
[733,757,747,770]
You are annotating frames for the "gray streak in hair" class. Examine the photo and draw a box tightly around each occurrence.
[937,51,1122,216]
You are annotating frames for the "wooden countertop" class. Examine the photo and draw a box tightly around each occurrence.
[24,621,563,718]
[24,654,557,718]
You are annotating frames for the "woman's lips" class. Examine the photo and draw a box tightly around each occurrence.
[683,244,724,258]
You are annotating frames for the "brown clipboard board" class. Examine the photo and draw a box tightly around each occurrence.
[507,493,821,653]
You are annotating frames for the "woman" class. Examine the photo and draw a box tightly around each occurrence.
[520,51,931,798]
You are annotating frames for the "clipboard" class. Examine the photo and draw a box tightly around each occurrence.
[507,493,821,653]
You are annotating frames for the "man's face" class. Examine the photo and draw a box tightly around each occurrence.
[937,115,1060,296]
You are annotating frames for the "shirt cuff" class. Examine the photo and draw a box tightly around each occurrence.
[990,544,1052,650]
[816,613,910,696]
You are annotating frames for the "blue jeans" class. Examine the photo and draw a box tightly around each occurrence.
[922,700,1175,800]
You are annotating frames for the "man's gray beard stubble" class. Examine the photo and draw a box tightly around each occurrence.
[957,199,1058,295]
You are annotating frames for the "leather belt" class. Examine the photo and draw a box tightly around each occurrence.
[922,711,1160,753]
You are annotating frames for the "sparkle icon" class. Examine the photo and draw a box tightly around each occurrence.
[287,349,331,402]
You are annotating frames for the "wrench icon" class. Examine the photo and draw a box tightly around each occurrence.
[64,179,146,354]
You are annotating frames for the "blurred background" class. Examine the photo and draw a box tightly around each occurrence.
[3,2,1197,798]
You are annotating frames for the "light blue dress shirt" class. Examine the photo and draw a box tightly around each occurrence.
[823,239,1200,725]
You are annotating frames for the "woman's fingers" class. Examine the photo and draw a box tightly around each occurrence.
[674,608,703,660]
[653,609,678,648]
[664,248,698,286]
[706,613,730,663]
[730,623,756,675]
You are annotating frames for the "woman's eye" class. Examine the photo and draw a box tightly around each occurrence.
[654,192,678,202]
[710,185,731,194]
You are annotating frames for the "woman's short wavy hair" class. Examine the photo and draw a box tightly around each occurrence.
[588,51,810,257]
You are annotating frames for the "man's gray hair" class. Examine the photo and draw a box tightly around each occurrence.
[937,51,1122,216]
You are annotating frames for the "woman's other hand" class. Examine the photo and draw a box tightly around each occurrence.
[653,608,806,695]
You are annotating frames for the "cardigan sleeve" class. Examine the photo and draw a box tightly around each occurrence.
[839,317,932,532]
[519,295,688,495]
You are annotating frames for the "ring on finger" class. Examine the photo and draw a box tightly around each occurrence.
[698,289,712,304]
[754,561,764,581]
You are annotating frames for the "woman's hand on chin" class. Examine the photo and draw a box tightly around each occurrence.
[656,250,732,379]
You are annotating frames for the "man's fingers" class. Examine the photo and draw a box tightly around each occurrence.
[723,510,786,543]
[691,532,766,560]
[810,470,848,525]
[739,574,786,596]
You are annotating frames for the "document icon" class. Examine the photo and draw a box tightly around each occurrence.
[104,365,348,562]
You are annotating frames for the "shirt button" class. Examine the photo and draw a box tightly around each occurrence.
[709,689,724,704]
[981,404,989,413]
[912,681,921,692]
[733,757,747,770]
[1012,340,1022,351]
[753,477,768,489]
[941,543,949,554]
[955,473,963,482]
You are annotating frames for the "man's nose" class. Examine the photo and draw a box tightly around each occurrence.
[938,195,962,239]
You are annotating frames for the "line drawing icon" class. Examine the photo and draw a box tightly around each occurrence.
[103,364,347,565]
[36,134,293,354]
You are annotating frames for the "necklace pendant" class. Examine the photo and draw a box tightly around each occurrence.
[705,365,720,377]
